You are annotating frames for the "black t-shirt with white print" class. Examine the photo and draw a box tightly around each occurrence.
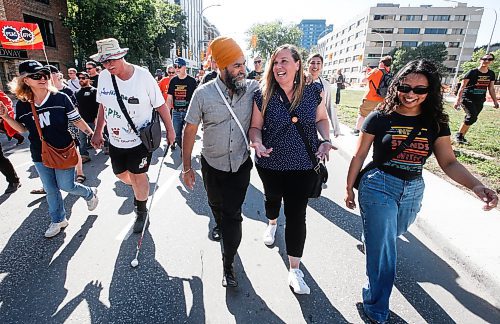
[362,111,451,180]
[15,92,82,162]
[462,68,496,103]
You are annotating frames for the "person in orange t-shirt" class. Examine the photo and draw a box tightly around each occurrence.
[353,56,392,135]
[158,65,176,105]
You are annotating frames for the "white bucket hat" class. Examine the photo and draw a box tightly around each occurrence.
[90,38,129,63]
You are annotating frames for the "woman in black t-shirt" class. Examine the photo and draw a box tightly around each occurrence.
[344,60,498,323]
[0,60,98,239]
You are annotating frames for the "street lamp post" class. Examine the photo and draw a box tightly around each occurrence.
[450,14,472,95]
[485,8,498,53]
[199,4,221,66]
[371,32,385,58]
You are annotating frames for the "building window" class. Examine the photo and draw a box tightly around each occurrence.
[422,41,445,46]
[374,15,395,20]
[371,28,393,34]
[371,41,391,47]
[347,36,352,42]
[344,68,349,73]
[400,15,423,21]
[339,49,343,54]
[425,28,447,34]
[449,42,460,48]
[455,15,466,21]
[400,28,420,34]
[400,41,418,47]
[339,58,345,63]
[451,28,463,35]
[333,60,338,64]
[448,55,457,60]
[23,14,56,47]
[367,53,380,58]
[346,57,352,62]
[428,15,450,21]
[351,67,359,72]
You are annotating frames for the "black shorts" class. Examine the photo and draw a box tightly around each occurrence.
[109,144,152,175]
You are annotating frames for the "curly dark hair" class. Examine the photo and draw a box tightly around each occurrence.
[378,59,449,130]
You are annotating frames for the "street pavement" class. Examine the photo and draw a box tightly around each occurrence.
[0,123,499,323]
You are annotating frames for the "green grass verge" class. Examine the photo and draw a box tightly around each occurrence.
[336,89,500,192]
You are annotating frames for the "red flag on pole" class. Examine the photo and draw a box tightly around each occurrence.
[0,21,45,50]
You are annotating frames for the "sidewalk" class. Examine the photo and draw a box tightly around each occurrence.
[332,122,500,305]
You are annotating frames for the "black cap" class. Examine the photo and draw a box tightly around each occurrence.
[45,64,60,73]
[18,60,50,75]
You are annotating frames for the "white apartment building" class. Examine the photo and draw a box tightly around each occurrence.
[317,2,483,84]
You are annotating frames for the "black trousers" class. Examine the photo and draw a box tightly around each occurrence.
[336,87,342,104]
[256,165,316,258]
[0,141,19,184]
[462,98,484,126]
[201,155,252,266]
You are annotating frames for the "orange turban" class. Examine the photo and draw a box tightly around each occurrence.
[209,36,244,70]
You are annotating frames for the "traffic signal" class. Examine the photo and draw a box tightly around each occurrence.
[176,48,181,56]
[251,35,257,48]
[201,50,205,61]
[189,50,192,58]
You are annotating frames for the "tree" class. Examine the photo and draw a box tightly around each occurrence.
[64,0,187,69]
[460,48,500,80]
[391,44,448,75]
[246,21,303,60]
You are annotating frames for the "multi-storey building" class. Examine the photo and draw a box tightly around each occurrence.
[317,3,482,84]
[0,0,73,92]
[298,19,333,50]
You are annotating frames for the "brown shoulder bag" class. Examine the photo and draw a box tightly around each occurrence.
[30,100,78,169]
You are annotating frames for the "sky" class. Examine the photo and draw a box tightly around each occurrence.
[202,0,499,52]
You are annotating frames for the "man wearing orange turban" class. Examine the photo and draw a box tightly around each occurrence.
[182,36,259,288]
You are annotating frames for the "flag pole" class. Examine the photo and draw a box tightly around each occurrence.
[42,47,49,66]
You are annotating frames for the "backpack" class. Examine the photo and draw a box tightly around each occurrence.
[371,69,393,98]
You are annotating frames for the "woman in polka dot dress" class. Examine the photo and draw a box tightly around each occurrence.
[249,44,335,295]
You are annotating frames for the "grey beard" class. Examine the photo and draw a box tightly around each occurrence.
[224,70,247,94]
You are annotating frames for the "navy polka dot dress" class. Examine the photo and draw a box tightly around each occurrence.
[254,83,322,171]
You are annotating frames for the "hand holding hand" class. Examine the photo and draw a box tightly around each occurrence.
[472,185,498,211]
[250,142,272,158]
[91,132,104,149]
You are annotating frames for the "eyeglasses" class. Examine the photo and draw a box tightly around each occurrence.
[174,64,183,69]
[397,84,429,95]
[85,67,94,70]
[480,57,494,61]
[254,60,262,64]
[26,73,49,80]
[78,77,88,80]
[168,71,176,75]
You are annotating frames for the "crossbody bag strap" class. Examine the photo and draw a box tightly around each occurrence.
[276,86,320,170]
[111,74,140,136]
[214,81,250,150]
[29,100,45,141]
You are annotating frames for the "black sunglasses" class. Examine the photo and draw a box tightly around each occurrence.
[167,71,176,74]
[27,73,49,80]
[254,60,262,64]
[481,57,494,61]
[174,64,183,69]
[78,76,88,80]
[397,84,429,95]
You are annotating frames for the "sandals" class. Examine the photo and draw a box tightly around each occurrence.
[76,175,86,184]
[30,188,46,194]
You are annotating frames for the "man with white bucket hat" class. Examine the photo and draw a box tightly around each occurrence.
[90,38,175,232]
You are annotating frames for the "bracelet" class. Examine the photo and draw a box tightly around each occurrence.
[319,139,331,144]
[181,168,192,174]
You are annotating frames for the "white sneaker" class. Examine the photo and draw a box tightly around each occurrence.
[86,188,99,211]
[44,219,69,238]
[263,224,277,246]
[288,269,310,294]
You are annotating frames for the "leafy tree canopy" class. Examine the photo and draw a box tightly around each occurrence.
[390,43,448,75]
[65,0,187,69]
[246,21,303,60]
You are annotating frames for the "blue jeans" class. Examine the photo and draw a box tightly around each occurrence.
[34,162,94,223]
[358,168,424,322]
[78,122,95,156]
[172,110,187,146]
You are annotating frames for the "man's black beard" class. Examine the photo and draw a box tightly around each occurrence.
[223,69,247,95]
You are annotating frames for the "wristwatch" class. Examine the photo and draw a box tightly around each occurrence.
[319,139,331,144]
